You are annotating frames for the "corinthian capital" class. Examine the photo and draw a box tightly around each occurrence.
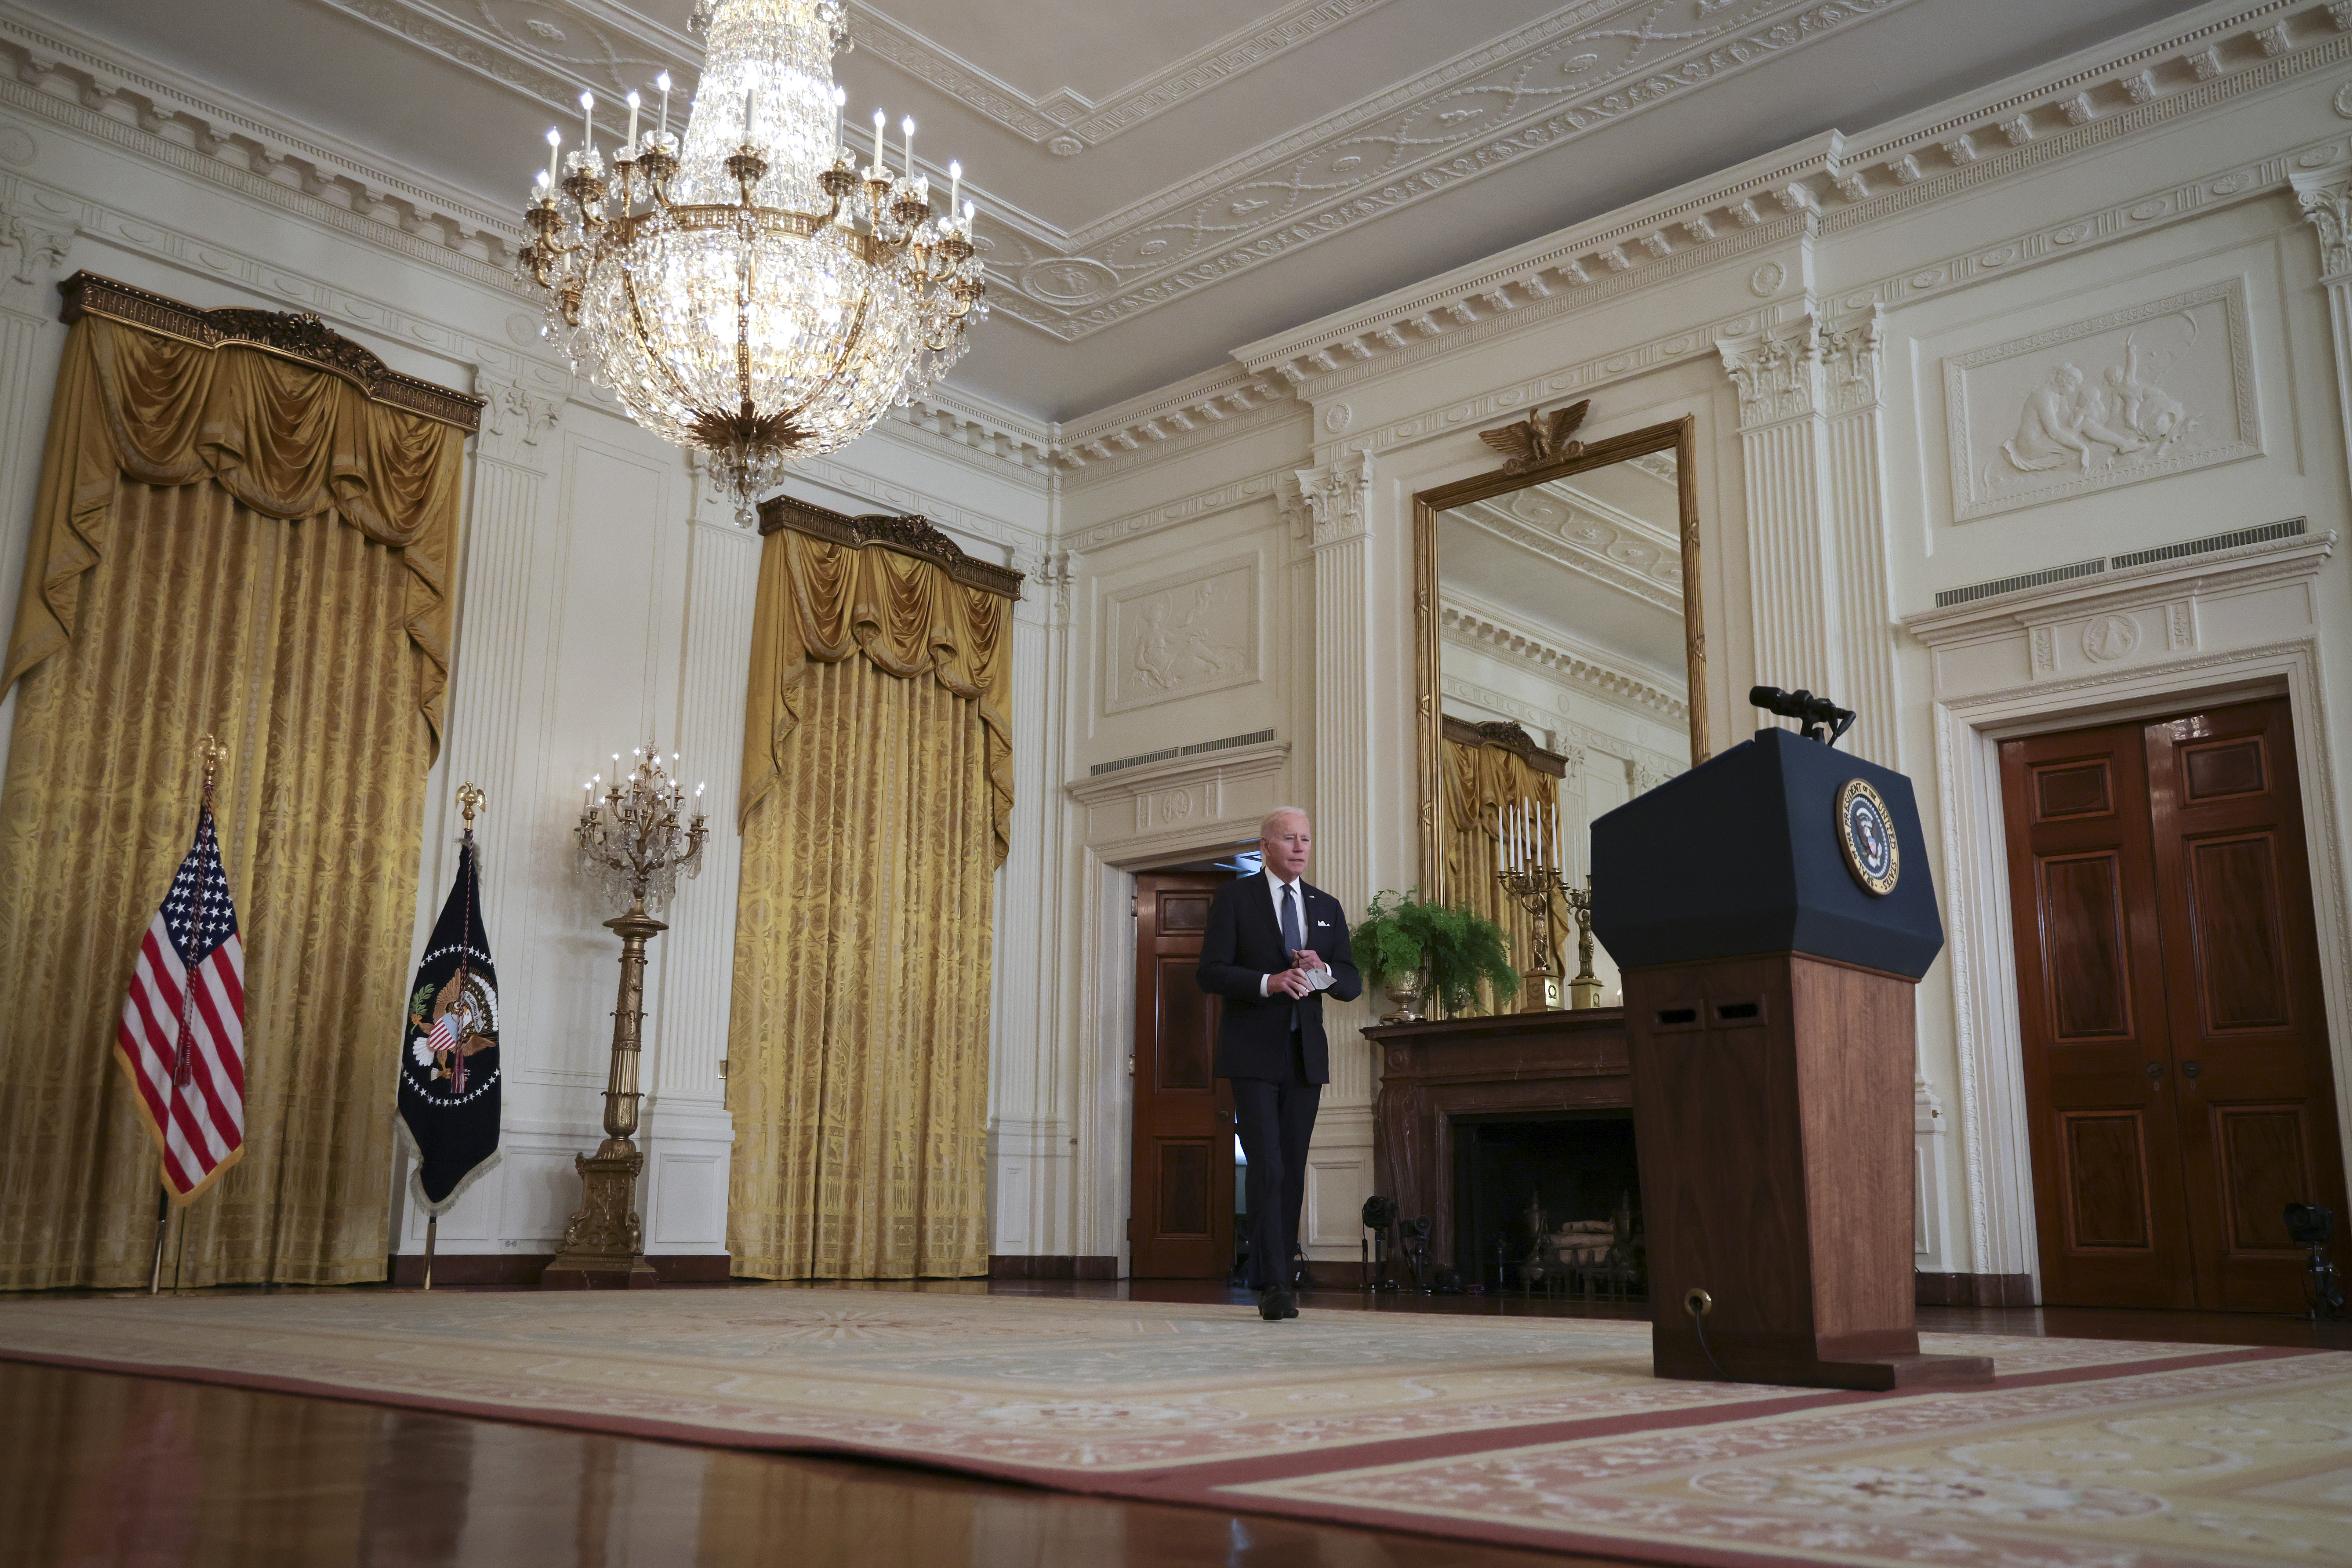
[1716,314,1822,429]
[1285,447,1375,548]
[2292,167,2352,281]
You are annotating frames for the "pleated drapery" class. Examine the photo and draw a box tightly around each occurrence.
[730,526,1012,1279]
[1442,730,1571,1016]
[0,313,466,1289]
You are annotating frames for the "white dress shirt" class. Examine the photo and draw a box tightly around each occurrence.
[1259,871,1316,997]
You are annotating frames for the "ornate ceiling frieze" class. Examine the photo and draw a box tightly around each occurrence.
[852,0,1390,149]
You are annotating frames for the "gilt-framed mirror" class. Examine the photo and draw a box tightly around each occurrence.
[1412,409,1707,1009]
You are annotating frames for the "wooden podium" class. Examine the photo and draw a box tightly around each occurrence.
[1593,728,1992,1391]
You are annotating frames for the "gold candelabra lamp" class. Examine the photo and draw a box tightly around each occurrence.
[1564,875,1604,1009]
[543,741,708,1288]
[1494,797,1566,1013]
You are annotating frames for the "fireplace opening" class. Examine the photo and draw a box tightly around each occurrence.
[1454,1112,1644,1299]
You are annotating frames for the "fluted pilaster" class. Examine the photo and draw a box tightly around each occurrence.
[1718,307,1898,758]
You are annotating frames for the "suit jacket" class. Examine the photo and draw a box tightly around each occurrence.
[1196,871,1362,1084]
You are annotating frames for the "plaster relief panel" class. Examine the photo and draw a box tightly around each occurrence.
[1944,280,2259,523]
[1103,556,1260,715]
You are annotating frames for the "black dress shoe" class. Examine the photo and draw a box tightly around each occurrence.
[1256,1287,1289,1321]
[1282,1295,1299,1319]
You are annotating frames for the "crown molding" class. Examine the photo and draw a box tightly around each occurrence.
[1232,0,2327,395]
[1439,590,1689,723]
[1054,362,1296,476]
[993,0,1919,337]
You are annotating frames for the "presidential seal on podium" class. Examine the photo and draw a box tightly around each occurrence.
[1836,777,1898,896]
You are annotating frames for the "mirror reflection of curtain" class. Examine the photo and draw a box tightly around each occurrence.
[730,526,1013,1279]
[0,309,466,1288]
[1440,723,1571,1016]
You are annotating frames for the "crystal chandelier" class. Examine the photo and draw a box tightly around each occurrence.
[520,0,987,520]
[577,742,709,914]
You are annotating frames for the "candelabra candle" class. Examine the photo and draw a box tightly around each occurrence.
[575,739,708,915]
[657,71,671,140]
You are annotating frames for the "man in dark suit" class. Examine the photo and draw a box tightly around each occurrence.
[1196,807,1361,1321]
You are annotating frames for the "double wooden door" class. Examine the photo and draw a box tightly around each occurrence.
[2001,697,2348,1311]
[1129,872,1236,1278]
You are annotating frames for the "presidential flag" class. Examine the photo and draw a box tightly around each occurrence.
[116,804,246,1203]
[397,837,500,1212]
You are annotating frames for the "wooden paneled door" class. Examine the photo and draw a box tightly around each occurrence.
[2002,697,2348,1311]
[1129,872,1236,1278]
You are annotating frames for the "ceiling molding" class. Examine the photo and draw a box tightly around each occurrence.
[1234,0,2325,393]
[853,0,1388,149]
[1445,493,1684,614]
[1440,592,1689,724]
[991,0,1922,336]
[299,0,1936,338]
[0,4,530,273]
[1055,362,1296,474]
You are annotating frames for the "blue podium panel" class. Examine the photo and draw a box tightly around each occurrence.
[1589,728,1944,980]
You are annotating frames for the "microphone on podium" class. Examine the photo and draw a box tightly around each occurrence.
[1749,684,1856,749]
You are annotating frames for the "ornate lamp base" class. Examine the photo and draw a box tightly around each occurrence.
[540,1136,657,1289]
[1519,971,1564,1013]
[1568,975,1605,1009]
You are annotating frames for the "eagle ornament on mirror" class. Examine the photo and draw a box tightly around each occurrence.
[1478,400,1592,474]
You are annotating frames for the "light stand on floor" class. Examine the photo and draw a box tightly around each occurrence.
[542,741,706,1289]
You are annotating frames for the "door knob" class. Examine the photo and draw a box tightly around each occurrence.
[2182,1060,2201,1080]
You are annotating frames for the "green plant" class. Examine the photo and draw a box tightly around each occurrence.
[1353,889,1519,1013]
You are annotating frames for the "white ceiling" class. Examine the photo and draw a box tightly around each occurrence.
[50,0,2205,420]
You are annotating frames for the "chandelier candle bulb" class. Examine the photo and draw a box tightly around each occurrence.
[948,160,960,212]
[901,115,915,178]
[833,85,844,154]
[544,127,561,189]
[580,91,594,151]
[625,91,639,153]
[657,71,670,140]
[743,86,757,146]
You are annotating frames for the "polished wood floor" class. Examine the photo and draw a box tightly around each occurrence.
[5,1279,2346,1567]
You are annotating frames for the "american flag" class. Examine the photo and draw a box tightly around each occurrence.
[116,804,246,1201]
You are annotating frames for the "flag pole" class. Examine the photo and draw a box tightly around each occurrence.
[147,1183,169,1296]
[420,784,485,1294]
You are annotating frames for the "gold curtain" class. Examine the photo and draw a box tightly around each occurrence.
[0,315,464,1289]
[1442,735,1570,1016]
[730,529,1011,1279]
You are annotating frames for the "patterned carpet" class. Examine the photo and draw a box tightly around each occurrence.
[0,1287,2343,1565]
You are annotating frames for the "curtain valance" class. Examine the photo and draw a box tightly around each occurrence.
[3,281,475,753]
[740,510,1017,864]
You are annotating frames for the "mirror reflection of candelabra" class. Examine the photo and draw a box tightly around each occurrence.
[543,740,708,1288]
[1494,796,1565,1013]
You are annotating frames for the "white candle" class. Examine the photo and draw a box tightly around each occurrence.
[743,86,758,145]
[833,85,846,154]
[962,199,975,230]
[948,159,960,213]
[657,72,671,140]
[625,90,639,151]
[544,127,561,188]
[901,115,915,178]
[579,91,595,152]
[1552,801,1562,871]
